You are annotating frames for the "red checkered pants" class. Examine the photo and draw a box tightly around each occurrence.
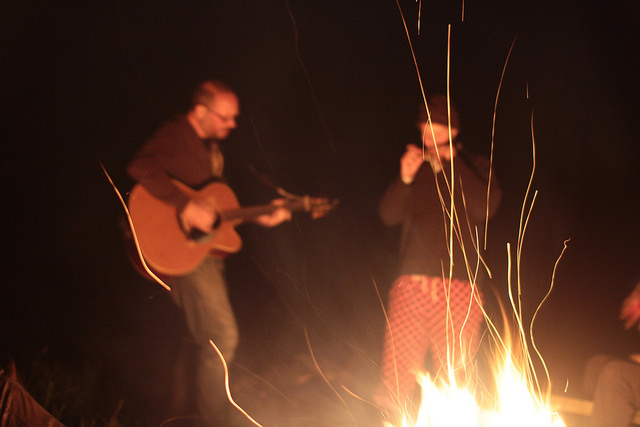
[376,275,484,409]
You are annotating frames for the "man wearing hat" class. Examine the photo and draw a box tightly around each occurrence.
[375,94,501,422]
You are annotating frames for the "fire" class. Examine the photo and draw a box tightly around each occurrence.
[385,353,566,427]
[481,351,566,427]
[385,328,567,427]
[411,373,479,427]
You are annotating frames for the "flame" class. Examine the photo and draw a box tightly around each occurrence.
[385,333,567,427]
[481,350,566,427]
[411,373,479,427]
[383,360,566,427]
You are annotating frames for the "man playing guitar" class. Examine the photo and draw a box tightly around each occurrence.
[127,80,291,425]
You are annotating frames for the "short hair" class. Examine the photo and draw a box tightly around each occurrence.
[417,94,460,130]
[191,80,235,107]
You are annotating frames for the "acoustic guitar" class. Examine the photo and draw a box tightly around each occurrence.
[127,180,336,276]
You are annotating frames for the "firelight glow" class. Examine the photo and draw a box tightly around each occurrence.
[385,350,566,427]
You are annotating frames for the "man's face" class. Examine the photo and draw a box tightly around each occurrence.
[420,121,459,159]
[201,92,239,140]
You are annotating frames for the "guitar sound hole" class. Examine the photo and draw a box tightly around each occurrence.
[187,228,211,243]
[212,211,222,230]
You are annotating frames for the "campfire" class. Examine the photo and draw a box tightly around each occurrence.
[383,242,570,427]
[386,327,567,427]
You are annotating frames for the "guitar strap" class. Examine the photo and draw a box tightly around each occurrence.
[209,141,224,178]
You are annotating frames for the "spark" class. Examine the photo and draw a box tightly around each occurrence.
[486,36,518,250]
[303,327,360,426]
[284,0,336,155]
[100,162,171,291]
[209,339,265,427]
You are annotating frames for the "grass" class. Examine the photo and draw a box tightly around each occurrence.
[15,348,126,426]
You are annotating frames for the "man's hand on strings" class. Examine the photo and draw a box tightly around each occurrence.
[180,199,217,233]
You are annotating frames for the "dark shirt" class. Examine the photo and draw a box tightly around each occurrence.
[379,151,500,278]
[127,115,221,212]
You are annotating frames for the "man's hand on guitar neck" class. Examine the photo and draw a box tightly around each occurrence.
[254,199,292,228]
[180,199,218,233]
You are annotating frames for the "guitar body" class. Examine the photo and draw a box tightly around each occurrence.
[128,181,243,276]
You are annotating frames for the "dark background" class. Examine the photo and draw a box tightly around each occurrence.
[1,0,639,425]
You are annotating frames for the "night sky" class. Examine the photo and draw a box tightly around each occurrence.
[2,0,640,424]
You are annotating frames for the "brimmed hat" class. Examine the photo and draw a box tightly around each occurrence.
[417,95,460,129]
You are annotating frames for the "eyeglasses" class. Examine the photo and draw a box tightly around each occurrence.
[200,104,237,124]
